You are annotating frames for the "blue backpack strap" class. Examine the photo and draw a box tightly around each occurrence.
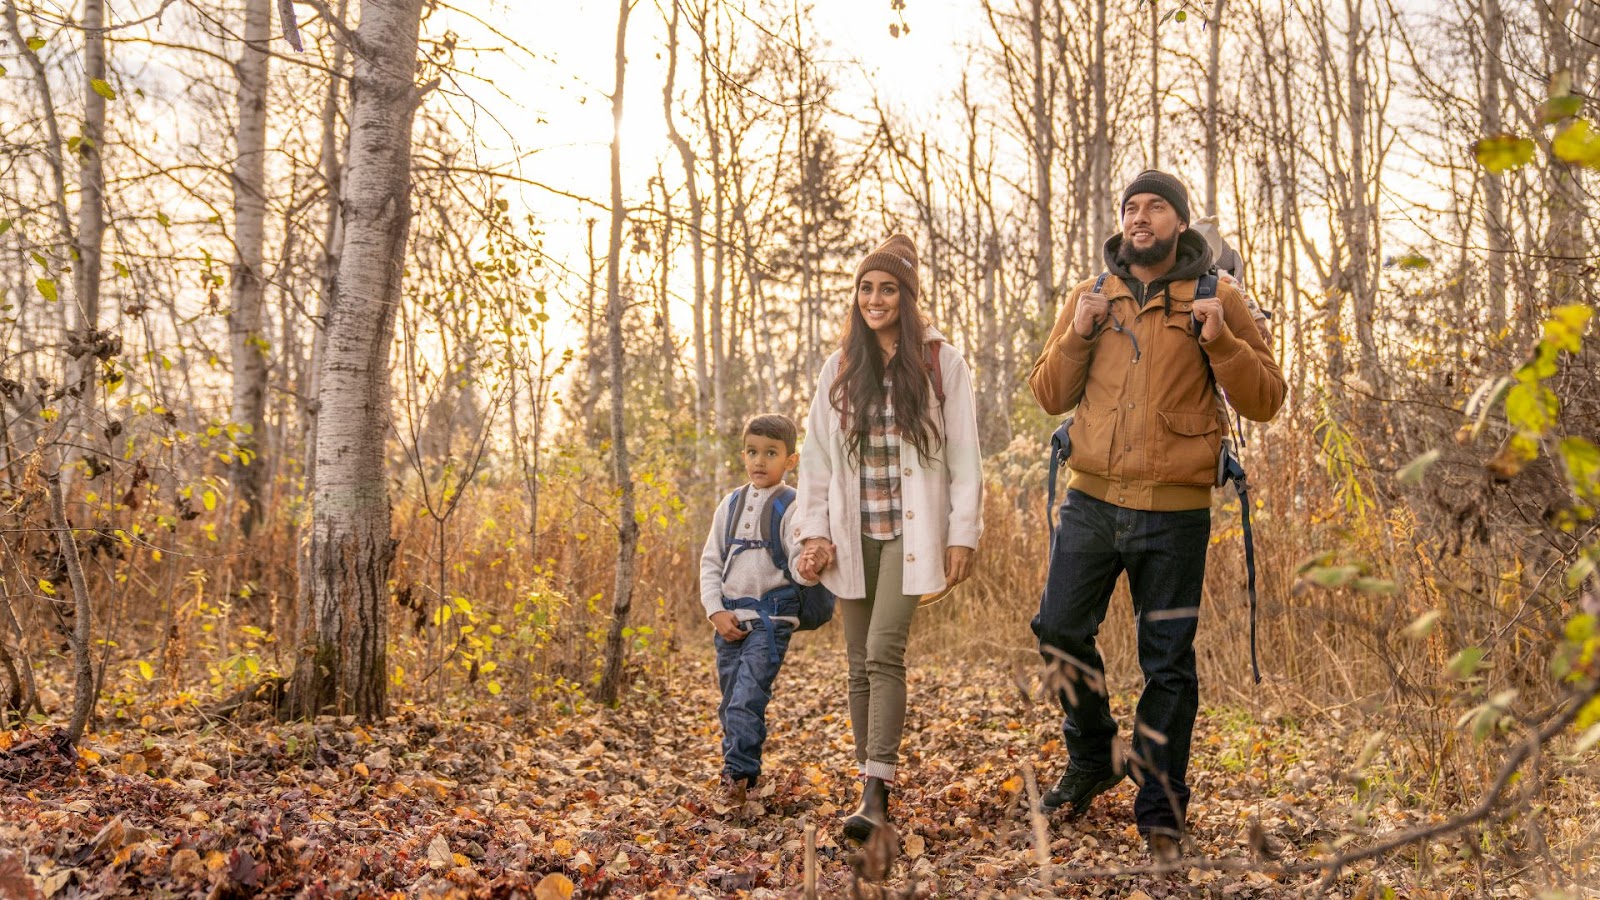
[1092,271,1109,293]
[720,485,748,562]
[766,485,797,575]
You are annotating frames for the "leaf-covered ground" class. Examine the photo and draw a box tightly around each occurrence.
[1,642,1594,898]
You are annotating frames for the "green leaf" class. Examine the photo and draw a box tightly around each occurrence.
[1392,253,1431,270]
[35,277,57,302]
[1396,449,1442,486]
[0,219,11,236]
[1552,119,1600,167]
[1447,647,1485,680]
[1401,609,1442,639]
[1351,577,1398,595]
[155,211,170,228]
[1560,437,1600,499]
[1308,565,1362,589]
[1474,134,1537,173]
[1504,381,1559,433]
[1175,9,1187,21]
[0,63,7,77]
[90,78,115,101]
[1542,304,1594,355]
[1566,614,1596,644]
[1540,93,1585,124]
[26,36,45,53]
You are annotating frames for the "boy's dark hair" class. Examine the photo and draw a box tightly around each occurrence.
[744,414,798,455]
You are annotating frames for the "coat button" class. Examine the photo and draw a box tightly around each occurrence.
[902,467,912,477]
[905,510,915,520]
[906,553,915,562]
[1127,402,1135,410]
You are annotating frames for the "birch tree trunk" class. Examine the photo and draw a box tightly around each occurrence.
[1090,0,1112,243]
[662,1,709,457]
[1149,0,1161,168]
[68,0,106,432]
[1204,0,1225,215]
[285,0,425,721]
[1030,0,1053,315]
[597,0,639,707]
[229,0,272,533]
[1479,0,1508,334]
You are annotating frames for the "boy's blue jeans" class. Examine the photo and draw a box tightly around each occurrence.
[1031,488,1211,833]
[715,617,794,783]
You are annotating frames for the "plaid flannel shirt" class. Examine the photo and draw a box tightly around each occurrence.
[860,378,903,540]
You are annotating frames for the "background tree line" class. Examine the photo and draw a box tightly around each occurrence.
[0,0,1597,888]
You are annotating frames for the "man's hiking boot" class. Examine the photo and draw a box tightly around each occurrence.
[842,776,890,842]
[1039,766,1123,818]
[1143,826,1183,862]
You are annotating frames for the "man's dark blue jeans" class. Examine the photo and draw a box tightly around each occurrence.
[715,617,794,784]
[1032,488,1211,833]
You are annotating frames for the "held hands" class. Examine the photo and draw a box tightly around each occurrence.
[710,610,746,642]
[1073,292,1110,339]
[944,546,975,587]
[795,538,836,582]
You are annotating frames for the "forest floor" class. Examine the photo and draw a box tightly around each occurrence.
[1,641,1594,899]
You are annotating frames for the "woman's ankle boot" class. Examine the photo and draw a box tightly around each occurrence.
[842,776,890,841]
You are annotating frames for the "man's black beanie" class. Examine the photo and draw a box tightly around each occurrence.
[1120,169,1192,224]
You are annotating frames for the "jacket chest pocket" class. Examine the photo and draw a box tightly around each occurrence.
[1154,409,1220,486]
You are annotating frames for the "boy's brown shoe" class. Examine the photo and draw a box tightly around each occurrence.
[720,774,752,804]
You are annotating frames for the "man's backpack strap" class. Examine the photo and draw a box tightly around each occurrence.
[1195,270,1262,684]
[1046,275,1110,534]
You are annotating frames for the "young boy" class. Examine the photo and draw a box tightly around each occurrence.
[699,413,819,803]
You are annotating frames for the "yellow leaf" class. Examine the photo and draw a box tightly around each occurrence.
[202,490,216,511]
[137,660,154,681]
[534,873,575,900]
[38,579,56,596]
[1000,775,1023,794]
[551,838,575,857]
[1473,133,1536,173]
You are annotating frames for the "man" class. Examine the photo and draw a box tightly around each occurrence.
[1027,170,1285,858]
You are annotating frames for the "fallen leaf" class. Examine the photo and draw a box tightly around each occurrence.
[427,835,451,870]
[0,852,43,900]
[534,873,575,900]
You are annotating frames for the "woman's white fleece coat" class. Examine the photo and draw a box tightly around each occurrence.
[792,330,984,599]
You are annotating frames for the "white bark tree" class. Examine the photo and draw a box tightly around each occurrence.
[229,0,272,533]
[597,0,638,706]
[285,0,427,721]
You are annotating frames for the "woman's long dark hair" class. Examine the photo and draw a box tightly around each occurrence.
[828,278,943,465]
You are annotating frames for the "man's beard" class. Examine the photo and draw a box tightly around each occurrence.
[1117,232,1178,267]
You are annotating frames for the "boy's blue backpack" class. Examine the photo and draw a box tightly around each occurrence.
[721,484,836,631]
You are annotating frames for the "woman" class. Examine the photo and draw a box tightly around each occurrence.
[792,233,984,841]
